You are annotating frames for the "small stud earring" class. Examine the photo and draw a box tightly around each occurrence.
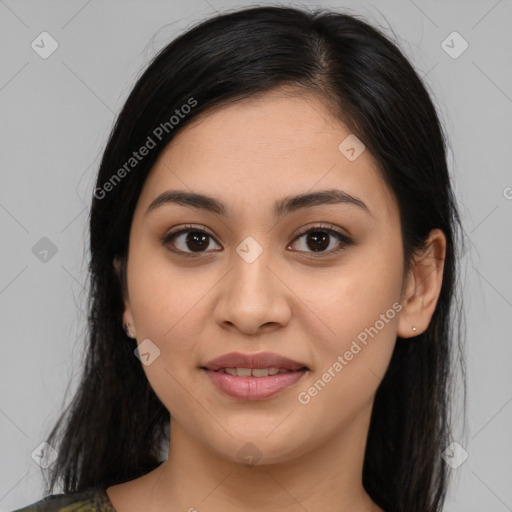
[412,326,417,332]
[123,323,136,339]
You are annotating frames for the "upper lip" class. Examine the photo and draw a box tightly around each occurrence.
[202,351,309,371]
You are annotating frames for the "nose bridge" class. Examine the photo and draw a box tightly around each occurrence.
[231,232,274,302]
[214,232,291,333]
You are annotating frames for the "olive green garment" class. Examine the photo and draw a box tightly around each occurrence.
[11,489,116,512]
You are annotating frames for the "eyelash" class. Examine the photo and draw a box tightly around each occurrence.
[161,223,352,259]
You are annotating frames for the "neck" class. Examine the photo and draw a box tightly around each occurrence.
[143,402,382,512]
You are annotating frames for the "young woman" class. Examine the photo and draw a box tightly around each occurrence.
[13,5,465,512]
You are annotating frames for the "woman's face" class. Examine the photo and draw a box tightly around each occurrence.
[120,87,408,464]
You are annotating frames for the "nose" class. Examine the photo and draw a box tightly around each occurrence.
[213,245,292,337]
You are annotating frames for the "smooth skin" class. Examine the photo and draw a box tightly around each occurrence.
[109,86,446,512]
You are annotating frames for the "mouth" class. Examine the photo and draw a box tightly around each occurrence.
[203,367,307,377]
[200,351,310,400]
[202,351,309,372]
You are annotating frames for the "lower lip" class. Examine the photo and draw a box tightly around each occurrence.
[202,369,307,400]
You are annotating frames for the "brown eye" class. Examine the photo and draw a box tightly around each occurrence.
[289,225,352,257]
[163,226,221,258]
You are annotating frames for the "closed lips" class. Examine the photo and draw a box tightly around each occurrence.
[201,351,310,373]
[213,367,306,377]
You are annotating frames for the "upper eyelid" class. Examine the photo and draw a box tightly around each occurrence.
[162,224,217,242]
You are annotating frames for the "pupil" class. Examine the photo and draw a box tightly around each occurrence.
[187,231,209,251]
[308,231,329,252]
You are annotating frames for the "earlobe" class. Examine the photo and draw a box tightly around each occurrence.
[397,229,446,338]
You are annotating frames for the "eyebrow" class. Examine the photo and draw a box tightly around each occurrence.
[145,189,372,218]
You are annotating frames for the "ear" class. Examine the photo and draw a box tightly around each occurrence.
[113,256,135,332]
[397,229,446,338]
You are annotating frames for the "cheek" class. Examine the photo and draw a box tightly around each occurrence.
[293,264,402,428]
[128,245,206,336]
[126,254,216,404]
[126,251,211,416]
[296,240,403,375]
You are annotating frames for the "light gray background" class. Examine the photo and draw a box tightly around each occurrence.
[1,0,511,510]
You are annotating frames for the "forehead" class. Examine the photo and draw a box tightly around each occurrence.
[135,88,397,221]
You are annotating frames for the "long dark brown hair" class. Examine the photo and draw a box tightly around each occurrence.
[43,6,466,511]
